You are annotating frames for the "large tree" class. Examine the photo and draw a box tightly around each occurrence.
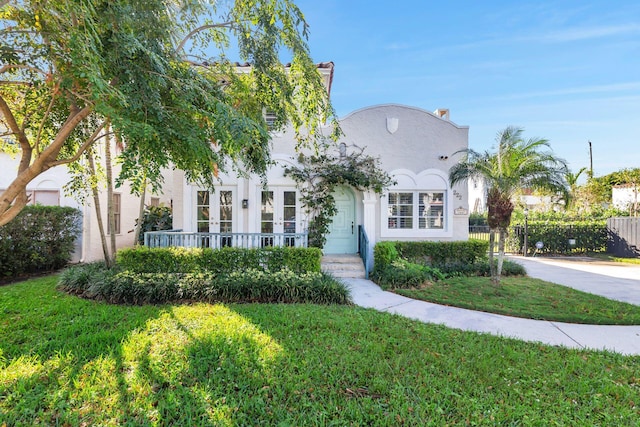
[0,0,337,226]
[449,126,568,283]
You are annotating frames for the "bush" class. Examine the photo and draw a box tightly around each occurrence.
[371,240,523,285]
[137,205,173,245]
[116,246,322,274]
[393,240,488,267]
[436,259,526,277]
[371,259,444,290]
[58,263,350,305]
[0,205,81,278]
[372,241,399,272]
[508,221,608,254]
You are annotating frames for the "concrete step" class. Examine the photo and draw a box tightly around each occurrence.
[321,254,366,279]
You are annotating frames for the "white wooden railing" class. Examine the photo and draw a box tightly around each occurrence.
[144,231,308,249]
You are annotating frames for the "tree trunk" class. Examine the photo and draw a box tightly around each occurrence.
[87,152,111,267]
[105,124,116,265]
[496,227,507,281]
[133,179,147,245]
[488,228,497,283]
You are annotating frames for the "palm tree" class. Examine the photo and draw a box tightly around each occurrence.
[564,167,587,210]
[449,126,568,284]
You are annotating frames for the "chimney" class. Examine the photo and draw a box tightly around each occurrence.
[434,108,450,120]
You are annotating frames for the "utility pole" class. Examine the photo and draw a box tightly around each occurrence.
[588,141,593,178]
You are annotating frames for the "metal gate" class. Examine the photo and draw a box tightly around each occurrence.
[607,217,640,258]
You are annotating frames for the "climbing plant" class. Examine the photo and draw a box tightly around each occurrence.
[284,143,395,248]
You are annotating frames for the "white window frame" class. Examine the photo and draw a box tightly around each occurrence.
[381,169,453,238]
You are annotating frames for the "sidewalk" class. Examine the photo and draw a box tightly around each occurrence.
[340,258,640,355]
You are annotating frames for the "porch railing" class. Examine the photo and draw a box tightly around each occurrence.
[358,225,371,279]
[144,231,308,249]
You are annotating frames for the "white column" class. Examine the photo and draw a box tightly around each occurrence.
[362,190,378,267]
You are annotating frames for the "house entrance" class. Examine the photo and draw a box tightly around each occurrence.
[324,187,357,254]
[260,187,299,246]
[195,187,235,246]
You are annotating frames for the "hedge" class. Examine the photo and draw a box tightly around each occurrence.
[393,240,489,267]
[371,240,523,288]
[58,263,351,305]
[0,205,81,278]
[116,246,322,274]
[508,221,608,255]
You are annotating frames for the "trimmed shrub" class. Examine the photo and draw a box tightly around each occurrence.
[372,241,399,272]
[0,205,81,278]
[508,221,608,255]
[371,240,523,286]
[116,246,322,274]
[57,263,350,305]
[371,259,444,290]
[436,259,526,277]
[394,240,488,267]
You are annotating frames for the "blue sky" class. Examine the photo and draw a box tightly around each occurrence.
[293,0,640,178]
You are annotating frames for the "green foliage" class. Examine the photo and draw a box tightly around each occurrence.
[116,246,322,274]
[371,240,522,284]
[0,205,81,277]
[370,259,445,290]
[450,126,568,282]
[372,241,399,270]
[1,0,339,225]
[58,263,349,305]
[394,239,489,267]
[284,143,394,248]
[136,205,173,245]
[435,259,526,277]
[508,221,608,255]
[468,212,487,226]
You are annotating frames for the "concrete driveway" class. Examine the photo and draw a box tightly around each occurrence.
[511,256,640,305]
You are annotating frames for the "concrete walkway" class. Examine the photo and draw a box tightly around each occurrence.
[341,257,640,356]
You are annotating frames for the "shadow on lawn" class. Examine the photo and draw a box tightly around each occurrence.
[0,277,283,425]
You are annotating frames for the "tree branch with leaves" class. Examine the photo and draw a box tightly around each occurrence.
[0,0,339,226]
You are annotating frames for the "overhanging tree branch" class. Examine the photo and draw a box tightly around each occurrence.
[175,22,234,55]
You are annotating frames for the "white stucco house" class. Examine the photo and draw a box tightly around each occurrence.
[3,61,470,268]
[166,63,470,264]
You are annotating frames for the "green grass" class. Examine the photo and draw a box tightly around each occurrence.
[591,253,640,265]
[1,276,640,425]
[395,276,640,324]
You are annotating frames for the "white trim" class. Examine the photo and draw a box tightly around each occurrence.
[339,104,469,130]
[380,169,453,238]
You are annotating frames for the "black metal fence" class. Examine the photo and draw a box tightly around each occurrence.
[468,223,609,255]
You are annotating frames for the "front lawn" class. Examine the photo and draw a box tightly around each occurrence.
[395,276,640,324]
[1,276,639,425]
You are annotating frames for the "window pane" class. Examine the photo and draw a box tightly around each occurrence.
[387,192,413,229]
[197,191,209,206]
[283,191,296,205]
[261,191,274,233]
[419,192,445,229]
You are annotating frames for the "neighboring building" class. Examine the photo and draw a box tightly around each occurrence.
[613,184,639,214]
[170,63,470,261]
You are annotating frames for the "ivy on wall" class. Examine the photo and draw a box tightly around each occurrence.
[284,143,395,248]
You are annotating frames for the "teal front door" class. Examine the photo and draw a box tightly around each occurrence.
[324,187,357,254]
